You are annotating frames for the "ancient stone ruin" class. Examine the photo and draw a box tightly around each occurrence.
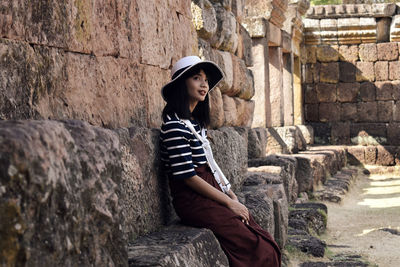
[0,1,399,266]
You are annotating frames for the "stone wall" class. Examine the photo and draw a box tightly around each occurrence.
[303,3,400,146]
[0,0,196,128]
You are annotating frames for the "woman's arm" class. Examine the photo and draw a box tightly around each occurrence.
[184,175,249,224]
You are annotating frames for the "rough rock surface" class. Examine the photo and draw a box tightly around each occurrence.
[289,203,327,235]
[0,120,126,266]
[209,127,248,191]
[128,225,229,267]
[287,233,326,257]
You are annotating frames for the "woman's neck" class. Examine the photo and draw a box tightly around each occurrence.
[189,100,198,113]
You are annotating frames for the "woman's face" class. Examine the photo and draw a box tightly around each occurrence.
[185,69,209,111]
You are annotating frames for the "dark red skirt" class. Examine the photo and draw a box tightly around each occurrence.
[169,165,281,267]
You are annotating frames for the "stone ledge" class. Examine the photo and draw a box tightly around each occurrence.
[128,225,229,267]
[306,4,396,19]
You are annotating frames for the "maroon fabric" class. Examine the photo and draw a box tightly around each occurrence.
[169,164,281,267]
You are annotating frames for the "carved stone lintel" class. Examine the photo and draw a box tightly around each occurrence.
[390,15,400,42]
[242,17,269,38]
[306,4,396,19]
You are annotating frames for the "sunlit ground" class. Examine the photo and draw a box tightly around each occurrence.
[358,174,400,208]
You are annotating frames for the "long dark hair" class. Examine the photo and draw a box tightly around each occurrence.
[162,66,211,127]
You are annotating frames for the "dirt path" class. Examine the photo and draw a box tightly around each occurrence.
[321,169,400,266]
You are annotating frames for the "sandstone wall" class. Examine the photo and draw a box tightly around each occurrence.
[193,0,256,128]
[0,0,196,128]
[303,3,400,147]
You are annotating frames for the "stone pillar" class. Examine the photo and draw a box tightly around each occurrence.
[269,46,284,127]
[293,55,303,125]
[251,37,270,128]
[283,53,294,126]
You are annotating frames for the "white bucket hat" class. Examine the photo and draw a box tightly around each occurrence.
[161,56,224,101]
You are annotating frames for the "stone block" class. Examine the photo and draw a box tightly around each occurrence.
[320,19,338,44]
[247,127,268,159]
[191,0,217,40]
[232,0,245,22]
[316,83,336,103]
[388,123,400,145]
[209,88,225,129]
[341,103,357,122]
[331,121,351,145]
[238,23,253,67]
[268,22,282,46]
[393,81,400,100]
[235,98,255,127]
[0,120,126,266]
[346,146,365,166]
[316,45,339,62]
[390,15,400,42]
[223,94,238,126]
[376,146,395,166]
[305,104,319,122]
[339,45,359,62]
[304,19,321,45]
[305,45,317,64]
[215,50,234,93]
[339,61,357,82]
[209,127,248,191]
[337,82,360,103]
[356,61,375,82]
[359,82,376,102]
[376,17,391,43]
[337,18,361,44]
[128,226,229,267]
[282,31,292,53]
[211,5,238,53]
[319,103,339,122]
[365,146,377,165]
[296,125,315,145]
[377,42,399,61]
[230,55,253,98]
[375,81,393,101]
[244,0,273,20]
[360,17,377,43]
[350,122,387,145]
[374,61,389,81]
[264,127,290,155]
[320,62,339,83]
[395,101,400,122]
[357,102,378,122]
[304,84,318,104]
[359,43,377,62]
[241,17,268,38]
[389,62,400,81]
[308,123,331,145]
[377,101,394,122]
[304,64,314,84]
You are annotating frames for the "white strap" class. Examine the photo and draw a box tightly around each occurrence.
[182,119,231,193]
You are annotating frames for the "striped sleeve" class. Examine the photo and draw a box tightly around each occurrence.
[161,120,196,179]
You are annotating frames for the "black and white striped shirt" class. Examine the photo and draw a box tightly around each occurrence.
[160,113,207,179]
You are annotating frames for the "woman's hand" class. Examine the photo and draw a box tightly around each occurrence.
[227,190,238,202]
[227,199,249,225]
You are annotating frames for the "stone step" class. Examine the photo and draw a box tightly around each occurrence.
[128,225,229,267]
[313,168,359,203]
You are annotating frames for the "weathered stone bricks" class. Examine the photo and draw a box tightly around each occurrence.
[305,104,319,122]
[209,88,225,129]
[394,101,400,121]
[350,123,387,145]
[331,122,350,144]
[339,62,356,82]
[320,62,339,83]
[337,82,359,102]
[339,45,359,62]
[306,45,317,63]
[304,63,320,83]
[377,101,394,122]
[304,84,318,104]
[316,45,339,62]
[358,43,377,62]
[347,146,365,165]
[389,61,400,80]
[376,146,395,166]
[393,81,400,100]
[357,102,377,122]
[377,42,399,61]
[375,82,393,100]
[341,103,357,121]
[319,103,339,122]
[359,82,376,101]
[356,61,375,82]
[374,61,389,81]
[316,83,336,102]
[388,123,400,145]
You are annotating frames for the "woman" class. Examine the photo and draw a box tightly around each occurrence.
[160,56,281,267]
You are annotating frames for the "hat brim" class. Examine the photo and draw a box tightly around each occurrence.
[161,61,224,101]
